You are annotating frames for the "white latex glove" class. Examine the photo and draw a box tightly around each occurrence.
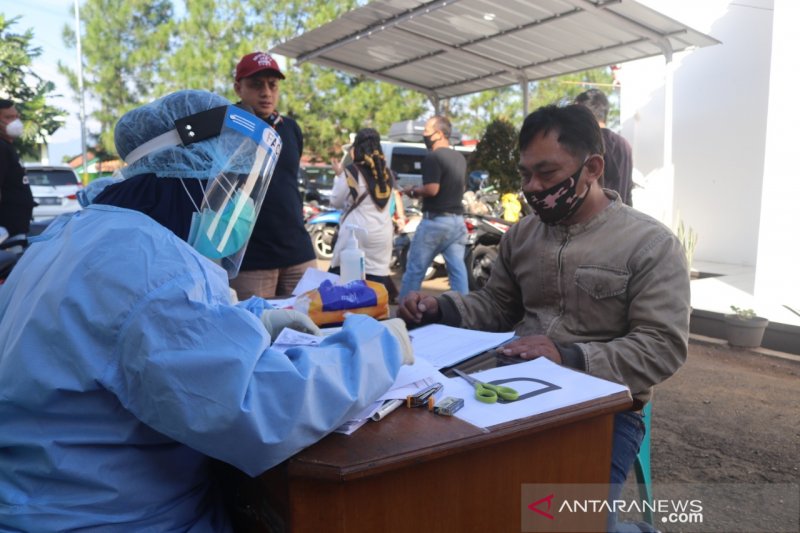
[260,309,321,341]
[382,318,415,365]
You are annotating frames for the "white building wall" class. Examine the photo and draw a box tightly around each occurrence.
[618,0,774,269]
[755,0,800,305]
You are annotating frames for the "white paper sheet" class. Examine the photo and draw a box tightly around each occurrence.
[334,400,383,435]
[270,328,323,351]
[409,324,515,369]
[441,358,629,429]
[337,360,446,433]
[292,267,340,296]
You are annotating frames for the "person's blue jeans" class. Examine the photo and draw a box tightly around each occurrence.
[399,214,468,301]
[608,411,658,533]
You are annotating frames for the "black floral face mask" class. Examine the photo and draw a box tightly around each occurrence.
[523,160,591,224]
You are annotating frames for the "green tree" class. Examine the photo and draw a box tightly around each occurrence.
[248,0,426,159]
[56,1,613,163]
[468,119,520,194]
[451,67,616,142]
[530,68,617,120]
[157,0,249,97]
[451,86,521,141]
[285,65,426,160]
[59,0,173,155]
[0,15,66,160]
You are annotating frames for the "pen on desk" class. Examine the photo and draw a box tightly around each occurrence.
[371,399,404,422]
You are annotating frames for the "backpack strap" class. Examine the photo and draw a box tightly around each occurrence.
[340,165,369,224]
[345,164,360,202]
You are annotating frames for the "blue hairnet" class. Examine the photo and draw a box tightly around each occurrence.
[115,90,251,180]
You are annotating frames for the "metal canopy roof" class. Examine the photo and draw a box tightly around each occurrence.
[272,0,719,101]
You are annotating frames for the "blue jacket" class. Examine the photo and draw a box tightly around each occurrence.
[0,205,402,531]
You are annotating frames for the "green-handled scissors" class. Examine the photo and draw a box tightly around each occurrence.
[452,369,519,404]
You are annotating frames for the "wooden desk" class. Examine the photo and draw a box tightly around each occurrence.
[240,382,631,533]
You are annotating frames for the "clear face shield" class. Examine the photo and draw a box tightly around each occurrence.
[185,107,280,278]
[124,104,282,278]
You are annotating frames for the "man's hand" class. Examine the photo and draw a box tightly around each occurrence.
[498,335,562,364]
[330,157,344,176]
[397,292,439,325]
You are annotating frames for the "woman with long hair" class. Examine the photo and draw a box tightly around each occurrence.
[329,128,397,299]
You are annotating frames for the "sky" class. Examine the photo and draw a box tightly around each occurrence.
[4,0,93,164]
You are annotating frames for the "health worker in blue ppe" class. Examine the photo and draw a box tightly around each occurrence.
[0,89,414,532]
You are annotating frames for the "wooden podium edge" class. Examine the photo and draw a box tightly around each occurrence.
[287,390,632,481]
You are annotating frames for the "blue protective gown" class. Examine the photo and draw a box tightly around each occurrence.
[0,204,403,531]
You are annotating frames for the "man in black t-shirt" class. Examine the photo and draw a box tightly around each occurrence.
[575,89,633,206]
[399,115,468,301]
[0,99,35,241]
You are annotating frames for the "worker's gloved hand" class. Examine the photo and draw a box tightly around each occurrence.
[260,309,321,341]
[382,318,415,365]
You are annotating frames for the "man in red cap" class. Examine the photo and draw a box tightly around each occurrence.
[229,52,317,298]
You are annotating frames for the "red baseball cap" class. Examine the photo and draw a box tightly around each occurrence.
[235,52,285,81]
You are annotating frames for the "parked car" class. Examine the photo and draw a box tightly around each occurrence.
[25,164,83,221]
[298,164,336,205]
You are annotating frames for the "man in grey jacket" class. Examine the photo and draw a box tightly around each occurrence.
[399,104,689,533]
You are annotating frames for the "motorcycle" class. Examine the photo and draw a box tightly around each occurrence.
[463,184,502,219]
[464,213,512,290]
[0,218,52,284]
[302,201,323,222]
[0,228,19,284]
[305,207,341,260]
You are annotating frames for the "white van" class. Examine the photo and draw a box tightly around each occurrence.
[379,141,474,190]
[343,119,475,190]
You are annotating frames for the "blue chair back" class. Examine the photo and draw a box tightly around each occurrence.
[633,401,654,525]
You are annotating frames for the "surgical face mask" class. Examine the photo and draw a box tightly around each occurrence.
[188,189,256,259]
[4,119,23,138]
[423,132,436,150]
[523,160,590,225]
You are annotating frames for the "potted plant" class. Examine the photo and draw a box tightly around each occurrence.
[724,306,769,348]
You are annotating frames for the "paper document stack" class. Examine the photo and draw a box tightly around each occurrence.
[409,324,515,369]
[334,357,445,435]
[442,358,629,429]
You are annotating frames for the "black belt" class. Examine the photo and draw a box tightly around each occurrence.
[423,211,462,219]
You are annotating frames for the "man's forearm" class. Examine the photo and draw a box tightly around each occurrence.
[435,294,461,327]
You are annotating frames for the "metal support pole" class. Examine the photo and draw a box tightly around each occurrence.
[429,94,440,114]
[520,76,530,116]
[74,0,89,184]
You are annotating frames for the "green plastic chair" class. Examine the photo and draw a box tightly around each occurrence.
[634,401,654,525]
